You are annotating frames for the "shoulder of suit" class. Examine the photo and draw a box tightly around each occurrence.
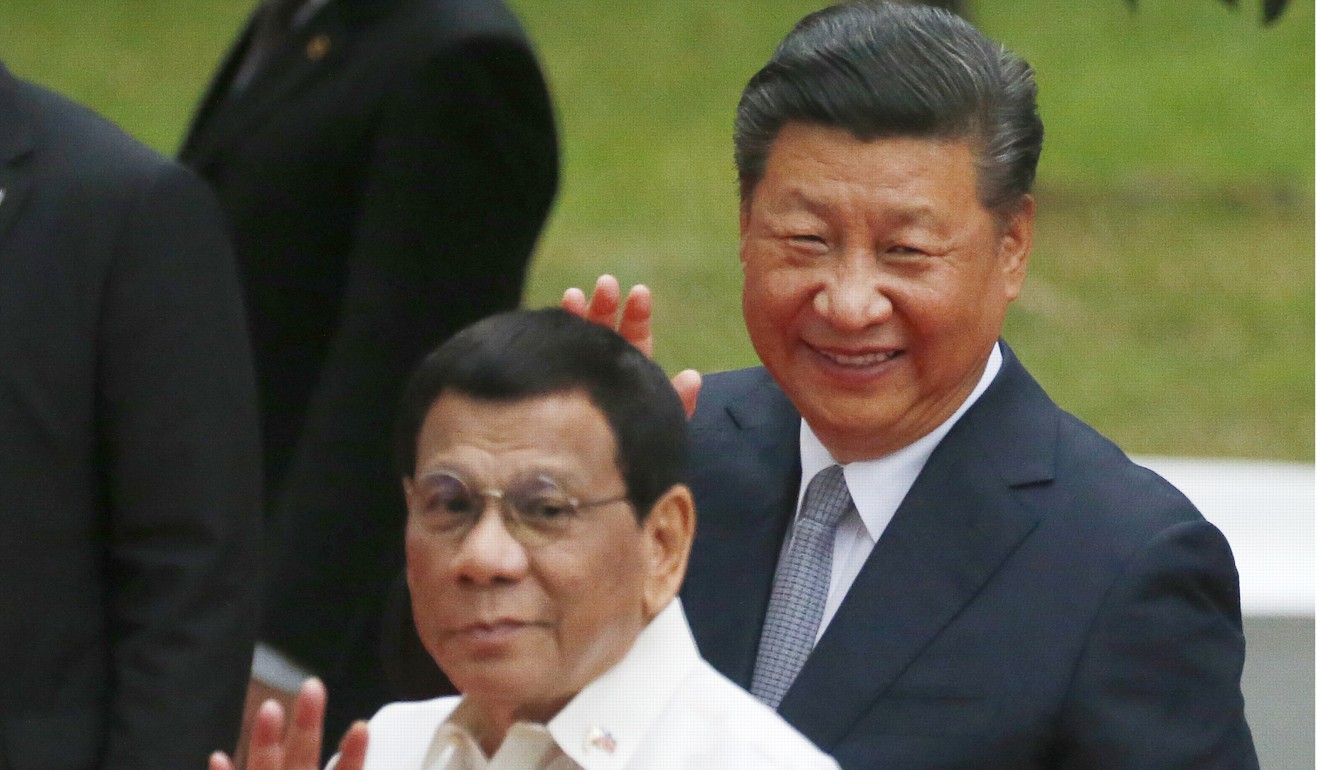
[5,74,176,181]
[1059,410,1202,527]
[990,353,1205,536]
[688,366,800,436]
[374,0,533,51]
[692,367,776,411]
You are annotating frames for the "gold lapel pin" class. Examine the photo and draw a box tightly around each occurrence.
[306,34,331,61]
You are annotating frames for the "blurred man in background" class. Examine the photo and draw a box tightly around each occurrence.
[180,0,559,756]
[0,61,260,769]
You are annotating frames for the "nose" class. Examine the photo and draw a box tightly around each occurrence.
[812,252,893,331]
[450,508,530,586]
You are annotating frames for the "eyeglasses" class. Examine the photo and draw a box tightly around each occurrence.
[410,471,630,545]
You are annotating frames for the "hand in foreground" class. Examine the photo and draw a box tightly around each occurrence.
[562,274,701,416]
[233,677,299,770]
[209,679,368,770]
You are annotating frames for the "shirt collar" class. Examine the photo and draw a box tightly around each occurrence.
[799,343,1003,541]
[427,600,701,770]
[546,600,699,769]
[424,713,486,769]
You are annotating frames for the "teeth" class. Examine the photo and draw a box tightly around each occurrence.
[824,350,898,366]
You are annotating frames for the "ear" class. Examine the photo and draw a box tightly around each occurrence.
[997,195,1034,302]
[402,476,419,515]
[639,484,696,618]
[738,199,754,273]
[402,476,419,592]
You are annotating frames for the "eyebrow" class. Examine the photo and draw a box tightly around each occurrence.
[774,188,944,229]
[886,206,942,229]
[769,189,833,218]
[414,465,581,488]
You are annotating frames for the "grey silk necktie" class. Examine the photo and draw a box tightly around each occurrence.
[749,463,853,709]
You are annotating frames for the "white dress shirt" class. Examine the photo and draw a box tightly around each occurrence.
[799,343,1003,639]
[335,600,840,770]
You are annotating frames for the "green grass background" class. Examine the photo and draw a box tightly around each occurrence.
[0,0,1312,460]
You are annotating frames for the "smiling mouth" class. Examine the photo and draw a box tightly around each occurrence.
[815,348,901,367]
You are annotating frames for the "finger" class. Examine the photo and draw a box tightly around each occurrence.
[584,274,621,327]
[561,287,588,317]
[234,677,280,769]
[245,699,289,770]
[671,369,702,418]
[210,751,236,770]
[335,721,370,770]
[617,284,654,356]
[284,678,328,769]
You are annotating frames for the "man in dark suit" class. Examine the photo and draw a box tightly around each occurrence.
[179,0,559,752]
[572,3,1257,767]
[0,62,261,769]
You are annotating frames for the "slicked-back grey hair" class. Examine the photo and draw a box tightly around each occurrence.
[734,1,1044,219]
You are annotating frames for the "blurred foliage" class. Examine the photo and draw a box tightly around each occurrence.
[0,0,1311,459]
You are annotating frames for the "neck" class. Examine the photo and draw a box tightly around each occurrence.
[453,695,569,757]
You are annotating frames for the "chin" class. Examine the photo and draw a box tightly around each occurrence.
[447,662,538,697]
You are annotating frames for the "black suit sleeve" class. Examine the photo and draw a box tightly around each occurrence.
[1058,518,1258,769]
[97,163,261,769]
[260,37,557,681]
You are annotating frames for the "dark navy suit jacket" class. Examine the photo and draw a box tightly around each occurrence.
[682,345,1257,769]
[0,65,260,769]
[180,0,558,740]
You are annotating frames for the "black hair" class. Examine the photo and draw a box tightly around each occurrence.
[394,308,687,519]
[734,1,1043,218]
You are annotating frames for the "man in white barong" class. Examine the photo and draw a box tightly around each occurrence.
[211,308,839,770]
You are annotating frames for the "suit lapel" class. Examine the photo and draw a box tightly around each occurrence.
[683,369,802,688]
[178,10,258,158]
[0,67,35,246]
[181,0,355,165]
[778,346,1057,749]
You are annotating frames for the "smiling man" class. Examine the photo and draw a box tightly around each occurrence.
[737,129,1031,463]
[211,308,839,770]
[569,2,1257,768]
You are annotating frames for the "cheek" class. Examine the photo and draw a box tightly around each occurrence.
[946,265,1010,334]
[899,275,1005,378]
[556,565,649,680]
[900,262,986,327]
[405,542,449,656]
[543,553,624,610]
[549,537,645,617]
[404,532,443,599]
[743,263,813,335]
[893,284,955,339]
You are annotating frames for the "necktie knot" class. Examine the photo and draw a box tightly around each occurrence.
[799,464,851,527]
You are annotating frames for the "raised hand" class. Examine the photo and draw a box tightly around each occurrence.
[561,274,654,356]
[562,274,701,416]
[209,679,368,770]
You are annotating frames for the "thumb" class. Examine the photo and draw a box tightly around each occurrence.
[671,369,702,418]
